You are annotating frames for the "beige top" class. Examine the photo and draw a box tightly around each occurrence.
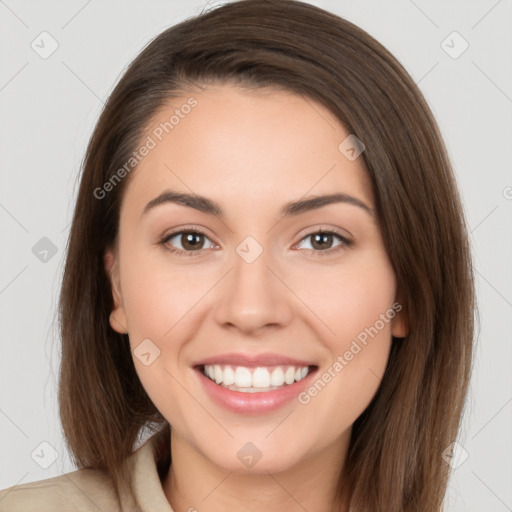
[0,434,174,512]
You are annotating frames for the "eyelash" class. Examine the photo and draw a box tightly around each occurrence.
[159,227,353,258]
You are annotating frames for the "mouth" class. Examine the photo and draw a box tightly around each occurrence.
[199,363,315,392]
[193,361,318,414]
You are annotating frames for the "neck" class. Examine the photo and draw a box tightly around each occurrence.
[162,427,351,512]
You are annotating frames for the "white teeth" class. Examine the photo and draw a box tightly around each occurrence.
[214,365,223,384]
[284,366,295,385]
[270,367,285,386]
[253,367,271,388]
[223,365,235,385]
[202,364,311,391]
[234,367,252,388]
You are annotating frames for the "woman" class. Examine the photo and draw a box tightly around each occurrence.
[0,1,475,511]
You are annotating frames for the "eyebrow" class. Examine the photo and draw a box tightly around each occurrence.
[142,190,374,218]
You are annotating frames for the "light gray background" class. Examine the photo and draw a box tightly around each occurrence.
[1,1,511,510]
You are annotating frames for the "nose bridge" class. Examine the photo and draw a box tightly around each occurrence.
[213,236,293,333]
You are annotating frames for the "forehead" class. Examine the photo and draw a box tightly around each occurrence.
[121,84,373,218]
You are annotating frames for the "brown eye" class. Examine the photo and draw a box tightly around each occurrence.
[162,229,216,256]
[295,230,352,254]
[179,232,205,251]
[310,233,335,250]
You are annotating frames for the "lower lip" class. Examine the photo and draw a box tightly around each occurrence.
[195,367,317,415]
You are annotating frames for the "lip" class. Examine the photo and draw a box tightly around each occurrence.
[193,352,316,368]
[194,364,318,415]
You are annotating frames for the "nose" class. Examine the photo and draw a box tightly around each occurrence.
[213,246,294,336]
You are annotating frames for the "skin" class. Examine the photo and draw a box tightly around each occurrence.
[105,83,408,512]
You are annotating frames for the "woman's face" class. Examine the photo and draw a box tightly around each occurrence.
[106,83,407,473]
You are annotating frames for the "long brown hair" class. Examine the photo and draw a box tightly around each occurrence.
[58,1,476,510]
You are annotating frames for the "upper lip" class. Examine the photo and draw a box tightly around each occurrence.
[193,352,316,368]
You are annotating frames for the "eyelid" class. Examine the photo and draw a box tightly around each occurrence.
[292,224,352,246]
[161,224,217,243]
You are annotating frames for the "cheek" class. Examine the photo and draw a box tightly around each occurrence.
[118,246,193,420]
[119,245,207,340]
[298,252,395,378]
[293,249,397,347]
[295,252,396,422]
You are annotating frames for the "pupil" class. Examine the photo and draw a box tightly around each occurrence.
[313,233,332,250]
[183,233,202,250]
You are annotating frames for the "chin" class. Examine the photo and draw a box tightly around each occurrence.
[196,436,314,475]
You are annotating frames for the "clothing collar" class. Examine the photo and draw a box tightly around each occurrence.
[121,434,174,512]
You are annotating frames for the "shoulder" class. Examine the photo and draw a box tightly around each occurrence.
[0,432,168,512]
[0,467,125,512]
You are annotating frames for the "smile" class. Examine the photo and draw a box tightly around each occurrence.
[193,352,318,414]
[202,364,311,393]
